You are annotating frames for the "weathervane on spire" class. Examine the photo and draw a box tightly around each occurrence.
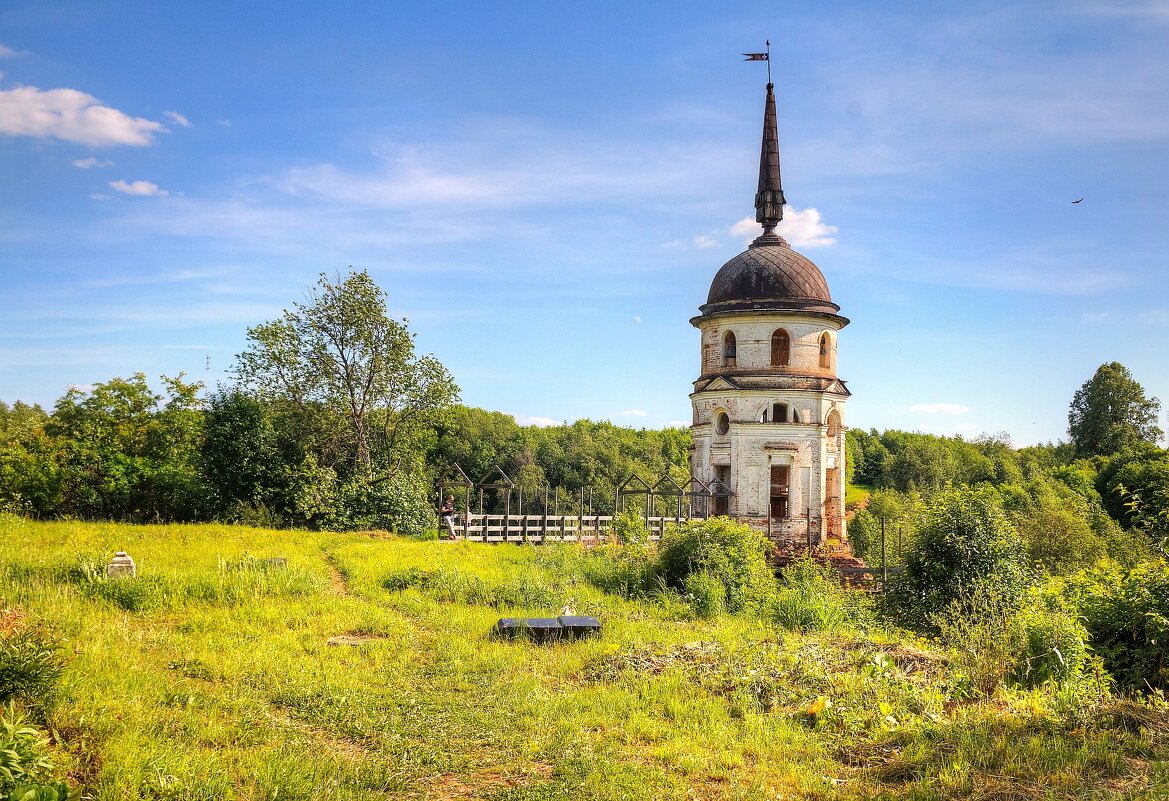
[742,39,771,84]
[743,40,786,242]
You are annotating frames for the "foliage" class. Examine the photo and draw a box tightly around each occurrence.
[0,619,65,707]
[1065,560,1169,691]
[770,556,872,633]
[45,373,207,522]
[885,486,1030,632]
[0,706,56,798]
[656,517,776,614]
[1068,361,1163,458]
[235,270,458,477]
[934,585,1089,697]
[320,469,436,537]
[1098,445,1169,552]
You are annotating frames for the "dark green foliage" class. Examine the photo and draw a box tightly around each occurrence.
[885,486,1030,632]
[321,470,436,537]
[44,373,208,522]
[0,628,64,706]
[201,390,285,518]
[657,518,776,614]
[1068,362,1162,458]
[1097,446,1169,551]
[1067,560,1169,692]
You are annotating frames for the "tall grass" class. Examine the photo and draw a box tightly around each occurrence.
[0,517,1164,800]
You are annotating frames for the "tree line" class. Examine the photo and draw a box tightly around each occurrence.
[0,271,690,536]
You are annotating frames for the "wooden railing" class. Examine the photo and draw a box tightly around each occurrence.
[451,513,690,543]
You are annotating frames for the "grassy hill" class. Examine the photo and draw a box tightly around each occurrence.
[1,516,1166,800]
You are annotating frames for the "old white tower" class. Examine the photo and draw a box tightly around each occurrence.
[690,81,850,548]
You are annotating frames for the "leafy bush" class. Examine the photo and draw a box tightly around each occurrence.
[682,571,725,618]
[656,518,775,614]
[578,544,657,600]
[321,471,436,538]
[0,614,65,706]
[770,557,871,633]
[1066,560,1169,692]
[935,585,1090,697]
[0,706,56,796]
[885,485,1030,632]
[1013,603,1090,688]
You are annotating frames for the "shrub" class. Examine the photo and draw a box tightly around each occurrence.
[1066,560,1169,692]
[0,705,56,796]
[1013,603,1090,688]
[321,472,436,538]
[770,557,870,633]
[579,544,657,600]
[656,517,776,614]
[682,571,725,618]
[885,485,1030,632]
[935,584,1090,696]
[0,615,65,706]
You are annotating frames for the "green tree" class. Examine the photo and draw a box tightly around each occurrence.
[1068,362,1162,458]
[46,373,207,521]
[235,270,458,477]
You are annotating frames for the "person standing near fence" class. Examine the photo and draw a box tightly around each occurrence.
[440,495,458,540]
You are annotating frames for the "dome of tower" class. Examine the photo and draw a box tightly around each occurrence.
[701,234,839,316]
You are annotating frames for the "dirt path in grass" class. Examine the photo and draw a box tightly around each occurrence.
[322,550,350,597]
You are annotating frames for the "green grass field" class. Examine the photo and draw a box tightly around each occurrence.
[2,516,1166,800]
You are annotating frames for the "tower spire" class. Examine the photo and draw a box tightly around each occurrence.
[754,79,786,244]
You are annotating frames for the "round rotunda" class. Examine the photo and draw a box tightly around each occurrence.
[689,80,850,548]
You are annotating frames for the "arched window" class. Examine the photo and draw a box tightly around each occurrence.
[826,409,841,437]
[723,331,737,367]
[771,329,790,366]
[819,332,832,369]
[714,411,730,435]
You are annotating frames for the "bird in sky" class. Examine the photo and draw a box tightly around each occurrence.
[1072,198,1084,204]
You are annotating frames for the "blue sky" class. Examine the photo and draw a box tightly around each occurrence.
[2,0,1168,446]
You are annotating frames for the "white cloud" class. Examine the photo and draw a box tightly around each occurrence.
[109,179,168,197]
[619,409,647,417]
[514,414,559,427]
[730,206,838,248]
[633,315,642,323]
[909,402,971,415]
[730,217,759,238]
[0,86,166,146]
[163,111,191,128]
[692,234,718,249]
[88,193,110,201]
[0,44,18,58]
[72,156,113,169]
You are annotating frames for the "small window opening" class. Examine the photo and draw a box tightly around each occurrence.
[772,403,789,423]
[819,332,831,369]
[723,331,737,368]
[715,411,730,435]
[714,465,731,516]
[826,409,841,437]
[771,329,790,366]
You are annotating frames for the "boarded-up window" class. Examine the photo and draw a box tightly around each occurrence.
[770,465,789,519]
[723,331,737,367]
[771,329,790,366]
[826,409,841,438]
[819,332,831,369]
